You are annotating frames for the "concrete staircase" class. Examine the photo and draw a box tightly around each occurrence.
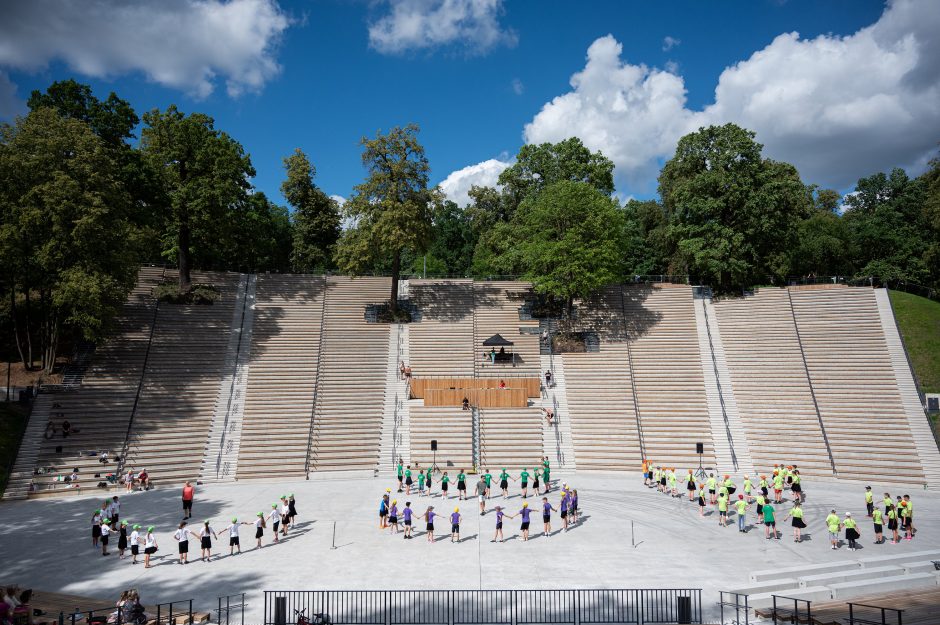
[694,296,755,475]
[2,393,56,500]
[540,352,575,470]
[875,288,940,490]
[731,549,940,608]
[378,322,410,476]
[201,274,255,482]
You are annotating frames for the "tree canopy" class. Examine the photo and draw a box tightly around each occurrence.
[282,148,340,272]
[335,124,433,310]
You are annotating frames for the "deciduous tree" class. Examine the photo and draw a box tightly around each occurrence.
[282,148,340,272]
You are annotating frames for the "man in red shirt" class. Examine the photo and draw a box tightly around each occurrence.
[182,481,195,519]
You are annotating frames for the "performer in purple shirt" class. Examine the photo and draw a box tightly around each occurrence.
[518,502,533,541]
[450,508,462,543]
[402,502,414,540]
[542,497,557,537]
[492,505,514,543]
[423,506,437,543]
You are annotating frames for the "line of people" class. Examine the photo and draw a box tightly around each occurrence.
[395,458,554,501]
[641,461,920,549]
[89,493,299,568]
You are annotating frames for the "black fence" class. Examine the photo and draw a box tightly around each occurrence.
[264,590,702,625]
[59,599,193,625]
[847,602,904,625]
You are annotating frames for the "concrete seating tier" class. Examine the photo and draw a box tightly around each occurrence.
[123,271,241,484]
[30,267,164,493]
[307,276,390,472]
[409,406,473,470]
[409,279,475,377]
[474,281,540,377]
[622,284,714,469]
[713,288,834,477]
[237,275,326,480]
[479,407,544,471]
[790,287,925,482]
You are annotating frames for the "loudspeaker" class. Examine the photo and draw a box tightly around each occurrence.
[55,445,63,454]
[696,442,704,455]
[431,439,438,451]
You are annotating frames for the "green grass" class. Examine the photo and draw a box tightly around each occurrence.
[0,401,29,496]
[889,290,940,394]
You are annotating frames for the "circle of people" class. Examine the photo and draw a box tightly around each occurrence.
[641,461,918,549]
[89,484,300,568]
[379,458,580,542]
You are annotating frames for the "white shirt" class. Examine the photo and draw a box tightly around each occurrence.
[100,524,111,537]
[254,518,263,529]
[130,530,140,546]
[267,509,280,524]
[281,503,290,516]
[174,528,193,542]
[110,500,120,515]
[145,534,156,549]
[92,513,102,525]
[227,523,239,537]
[199,526,213,538]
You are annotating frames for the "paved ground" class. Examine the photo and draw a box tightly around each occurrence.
[1,472,938,623]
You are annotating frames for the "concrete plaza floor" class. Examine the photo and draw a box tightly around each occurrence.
[1,472,938,623]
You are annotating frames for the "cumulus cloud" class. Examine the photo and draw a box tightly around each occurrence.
[368,0,517,55]
[662,36,681,51]
[515,0,940,194]
[438,158,511,206]
[0,71,26,121]
[0,0,291,98]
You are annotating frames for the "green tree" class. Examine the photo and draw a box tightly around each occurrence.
[0,108,140,372]
[843,168,929,283]
[415,191,476,276]
[282,148,340,272]
[622,199,673,276]
[225,192,293,273]
[488,180,626,309]
[140,105,255,291]
[498,137,615,213]
[335,124,433,311]
[660,124,810,292]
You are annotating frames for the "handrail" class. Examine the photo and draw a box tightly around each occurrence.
[786,288,837,475]
[304,277,329,477]
[847,601,904,625]
[701,298,739,471]
[619,285,646,460]
[116,295,161,476]
[215,273,251,480]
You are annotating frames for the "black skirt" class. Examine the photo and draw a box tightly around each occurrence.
[93,525,101,538]
[846,527,860,540]
[457,481,466,490]
[888,519,898,530]
[687,481,696,491]
[792,483,802,493]
[118,535,128,550]
[255,527,263,539]
[792,518,806,529]
[500,480,508,489]
[201,536,212,549]
[178,540,188,554]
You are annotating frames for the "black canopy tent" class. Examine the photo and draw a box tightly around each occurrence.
[483,334,515,366]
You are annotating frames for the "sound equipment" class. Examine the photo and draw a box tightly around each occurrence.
[696,442,704,454]
[430,440,438,451]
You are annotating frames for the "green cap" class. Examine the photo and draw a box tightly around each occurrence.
[232,517,238,523]
[272,503,277,508]
[257,512,263,517]
[289,493,294,498]
[133,524,141,529]
[121,520,128,526]
[95,509,101,514]
[147,526,155,532]
[103,518,111,524]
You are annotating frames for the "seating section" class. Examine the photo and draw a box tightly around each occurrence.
[474,281,540,377]
[562,287,643,470]
[409,406,473,470]
[307,276,390,472]
[622,284,714,469]
[123,271,241,483]
[409,279,475,377]
[713,288,834,476]
[237,275,326,479]
[790,287,924,482]
[479,407,543,471]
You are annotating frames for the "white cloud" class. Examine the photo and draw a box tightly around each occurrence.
[511,78,524,95]
[662,36,681,52]
[0,0,291,98]
[0,71,26,121]
[519,0,940,193]
[438,158,511,206]
[368,0,517,55]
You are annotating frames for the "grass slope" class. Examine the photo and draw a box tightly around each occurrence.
[889,290,940,394]
[0,401,29,495]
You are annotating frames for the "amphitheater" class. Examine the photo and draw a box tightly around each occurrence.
[2,268,940,625]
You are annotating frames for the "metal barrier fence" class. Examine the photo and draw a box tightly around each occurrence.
[770,595,811,625]
[60,599,193,625]
[717,591,749,625]
[848,602,904,625]
[217,593,247,625]
[264,590,702,625]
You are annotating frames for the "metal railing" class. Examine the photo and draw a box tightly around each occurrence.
[848,601,904,625]
[700,298,738,472]
[264,589,702,625]
[717,591,749,625]
[60,599,193,625]
[304,279,329,477]
[217,593,246,625]
[770,595,811,625]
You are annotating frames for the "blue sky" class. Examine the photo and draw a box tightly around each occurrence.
[2,0,937,209]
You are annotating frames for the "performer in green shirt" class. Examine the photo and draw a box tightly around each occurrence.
[457,470,467,500]
[520,468,531,498]
[784,501,806,542]
[825,509,841,549]
[872,507,884,544]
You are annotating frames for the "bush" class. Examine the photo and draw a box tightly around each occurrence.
[153,282,220,305]
[551,332,587,353]
[376,305,413,323]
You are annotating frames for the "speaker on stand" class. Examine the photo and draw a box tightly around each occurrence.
[693,442,707,480]
[431,439,439,473]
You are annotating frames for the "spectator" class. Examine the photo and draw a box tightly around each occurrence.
[489,348,496,364]
[498,380,506,390]
[137,468,149,490]
[2,587,29,625]
[544,370,553,388]
[399,361,406,380]
[182,481,195,519]
[61,419,71,438]
[43,421,55,440]
[68,468,79,487]
[542,407,554,427]
[461,397,470,411]
[124,468,135,492]
[99,451,110,464]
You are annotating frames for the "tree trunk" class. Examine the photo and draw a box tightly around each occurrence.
[43,313,58,376]
[390,251,400,313]
[178,219,193,293]
[10,288,27,368]
[22,282,33,369]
